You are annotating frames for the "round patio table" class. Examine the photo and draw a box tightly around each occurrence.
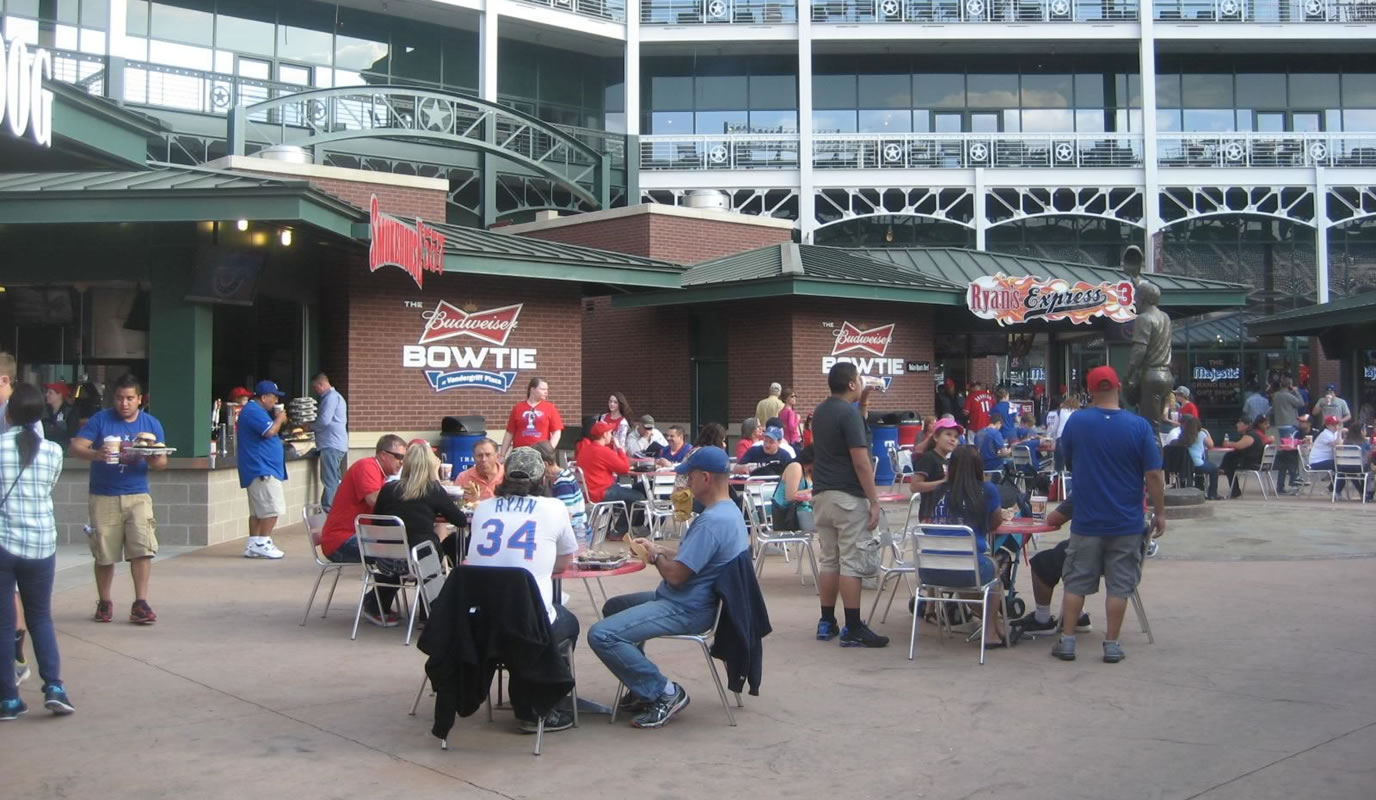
[554,559,646,620]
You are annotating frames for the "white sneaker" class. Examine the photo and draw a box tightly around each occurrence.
[244,538,285,559]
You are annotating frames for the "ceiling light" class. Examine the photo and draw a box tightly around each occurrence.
[236,219,248,231]
[280,228,293,246]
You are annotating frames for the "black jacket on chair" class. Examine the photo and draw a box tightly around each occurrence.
[417,565,574,740]
[708,550,772,696]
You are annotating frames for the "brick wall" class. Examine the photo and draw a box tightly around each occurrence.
[342,262,582,433]
[581,296,691,424]
[728,303,795,423]
[516,209,792,264]
[523,217,652,258]
[970,356,999,390]
[227,167,447,220]
[1309,339,1342,399]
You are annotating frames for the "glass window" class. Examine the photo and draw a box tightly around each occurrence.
[1182,109,1235,131]
[1075,74,1105,109]
[970,111,1000,132]
[498,42,538,98]
[148,38,212,69]
[813,109,857,132]
[650,76,693,110]
[150,1,213,47]
[1291,111,1321,132]
[1235,73,1285,108]
[56,0,79,24]
[443,36,478,91]
[1289,73,1339,107]
[1075,109,1107,132]
[913,109,930,132]
[1156,109,1181,132]
[650,110,692,134]
[750,74,796,110]
[1020,109,1073,132]
[933,112,962,133]
[127,0,149,36]
[914,74,964,107]
[1181,74,1233,108]
[966,74,1017,108]
[1325,109,1341,132]
[1342,74,1376,106]
[82,0,109,28]
[1022,74,1073,108]
[1155,74,1180,108]
[1115,109,1143,132]
[1345,109,1376,130]
[389,20,442,87]
[695,75,748,110]
[750,110,797,132]
[858,109,911,132]
[1254,111,1284,132]
[277,4,335,68]
[543,60,585,108]
[858,74,910,109]
[215,0,276,58]
[1003,109,1020,133]
[335,8,390,77]
[813,74,856,108]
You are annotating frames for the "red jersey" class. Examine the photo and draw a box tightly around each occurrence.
[1179,401,1200,420]
[574,437,630,502]
[505,399,564,448]
[965,391,994,431]
[320,457,386,556]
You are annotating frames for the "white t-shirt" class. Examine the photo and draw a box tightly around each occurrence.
[466,494,578,623]
[1309,428,1340,466]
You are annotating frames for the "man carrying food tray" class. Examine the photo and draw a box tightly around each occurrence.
[69,374,168,625]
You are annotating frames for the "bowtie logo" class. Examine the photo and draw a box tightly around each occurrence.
[417,301,522,346]
[831,322,895,358]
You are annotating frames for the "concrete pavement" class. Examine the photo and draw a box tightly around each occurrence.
[5,497,1374,800]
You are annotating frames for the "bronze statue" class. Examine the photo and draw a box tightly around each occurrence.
[1124,280,1173,427]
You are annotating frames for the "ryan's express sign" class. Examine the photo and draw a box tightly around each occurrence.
[821,321,901,390]
[401,301,536,392]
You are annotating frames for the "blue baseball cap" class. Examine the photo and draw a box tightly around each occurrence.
[763,425,785,441]
[254,380,284,397]
[674,445,730,475]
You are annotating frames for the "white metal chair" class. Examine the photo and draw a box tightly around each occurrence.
[1009,444,1050,494]
[609,602,742,727]
[1332,445,1371,503]
[573,464,631,545]
[747,480,819,592]
[1294,442,1329,496]
[1236,444,1278,499]
[866,493,922,626]
[640,472,681,540]
[300,503,354,626]
[351,514,422,644]
[908,524,1002,664]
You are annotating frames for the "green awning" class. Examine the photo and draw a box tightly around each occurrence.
[1248,292,1376,336]
[612,243,965,308]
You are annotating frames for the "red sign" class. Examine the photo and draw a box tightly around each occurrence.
[831,321,895,358]
[368,194,445,288]
[418,301,522,346]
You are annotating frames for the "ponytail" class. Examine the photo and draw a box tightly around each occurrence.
[5,383,45,468]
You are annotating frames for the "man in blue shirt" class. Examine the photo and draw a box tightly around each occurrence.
[1054,366,1165,664]
[738,426,795,474]
[974,425,1009,473]
[69,374,168,624]
[237,380,288,559]
[588,446,747,729]
[992,387,1017,436]
[311,373,348,512]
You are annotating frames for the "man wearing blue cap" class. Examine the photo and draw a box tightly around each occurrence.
[588,446,748,729]
[237,380,288,559]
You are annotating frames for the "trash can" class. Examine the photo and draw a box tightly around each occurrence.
[870,423,898,486]
[439,415,486,474]
[898,420,924,449]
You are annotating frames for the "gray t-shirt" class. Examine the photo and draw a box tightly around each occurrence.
[1270,389,1305,427]
[1313,395,1350,422]
[810,395,869,497]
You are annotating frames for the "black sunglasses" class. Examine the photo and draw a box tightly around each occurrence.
[384,450,406,459]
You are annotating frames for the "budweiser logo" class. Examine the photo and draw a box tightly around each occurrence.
[418,301,522,346]
[368,195,446,289]
[831,322,895,358]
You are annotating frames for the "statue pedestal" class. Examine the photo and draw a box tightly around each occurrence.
[1163,487,1212,520]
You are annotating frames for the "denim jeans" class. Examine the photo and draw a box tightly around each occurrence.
[0,545,61,699]
[318,448,347,511]
[329,536,403,613]
[1194,460,1220,497]
[587,591,716,702]
[601,484,646,535]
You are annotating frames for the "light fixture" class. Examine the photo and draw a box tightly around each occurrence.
[280,228,293,246]
[236,219,248,231]
[251,231,268,247]
[884,224,894,243]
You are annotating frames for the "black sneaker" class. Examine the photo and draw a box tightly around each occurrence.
[1014,613,1058,635]
[617,690,650,714]
[1075,613,1092,633]
[839,623,890,648]
[518,709,574,734]
[632,685,690,729]
[816,618,840,641]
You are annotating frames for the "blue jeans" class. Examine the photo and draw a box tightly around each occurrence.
[588,591,716,702]
[1194,460,1220,497]
[601,484,646,535]
[1276,426,1297,441]
[0,545,61,700]
[319,448,346,511]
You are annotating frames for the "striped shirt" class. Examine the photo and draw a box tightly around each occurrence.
[550,467,587,537]
[0,429,64,559]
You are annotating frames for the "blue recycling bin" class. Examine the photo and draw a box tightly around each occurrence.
[440,433,485,474]
[870,423,898,486]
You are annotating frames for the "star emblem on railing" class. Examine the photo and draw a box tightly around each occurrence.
[1219,0,1240,15]
[707,0,727,17]
[965,0,986,16]
[211,85,231,109]
[881,0,901,16]
[882,143,903,162]
[1303,0,1323,14]
[1223,141,1245,162]
[306,99,328,125]
[1309,142,1327,162]
[1050,0,1070,15]
[419,98,453,131]
[1054,143,1075,162]
[708,145,729,163]
[968,141,989,163]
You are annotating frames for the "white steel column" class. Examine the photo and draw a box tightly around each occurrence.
[973,167,986,250]
[625,0,640,137]
[797,13,814,242]
[1139,13,1161,272]
[1315,166,1329,303]
[480,0,500,102]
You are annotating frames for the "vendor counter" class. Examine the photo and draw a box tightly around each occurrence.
[52,452,320,547]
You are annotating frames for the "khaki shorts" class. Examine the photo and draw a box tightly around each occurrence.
[813,490,871,578]
[89,494,158,566]
[247,476,286,520]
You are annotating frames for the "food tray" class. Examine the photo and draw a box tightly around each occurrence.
[572,556,630,567]
[125,447,177,456]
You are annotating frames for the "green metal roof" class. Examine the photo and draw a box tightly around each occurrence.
[1172,311,1264,346]
[0,165,364,237]
[1247,292,1376,336]
[854,247,1250,309]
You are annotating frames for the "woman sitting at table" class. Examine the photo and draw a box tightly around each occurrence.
[374,442,469,565]
[1218,415,1267,499]
[1181,414,1221,500]
[921,445,1007,650]
[771,445,815,532]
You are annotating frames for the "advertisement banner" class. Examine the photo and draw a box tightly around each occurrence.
[402,302,535,392]
[821,321,901,390]
[369,195,446,289]
[967,273,1137,326]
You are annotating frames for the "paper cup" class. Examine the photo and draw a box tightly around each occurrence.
[439,463,452,482]
[1031,495,1048,520]
[103,436,122,465]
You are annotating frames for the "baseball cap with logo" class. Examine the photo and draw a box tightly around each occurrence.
[763,425,785,441]
[1086,366,1121,392]
[254,380,283,397]
[505,447,545,480]
[674,445,730,475]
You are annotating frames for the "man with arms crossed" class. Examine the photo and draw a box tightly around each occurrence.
[811,363,887,647]
[1053,366,1165,664]
[69,374,168,624]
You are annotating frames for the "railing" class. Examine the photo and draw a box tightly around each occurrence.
[642,0,799,23]
[811,0,1139,23]
[511,0,627,21]
[814,133,1144,168]
[1157,133,1376,168]
[1153,0,1376,21]
[640,134,800,169]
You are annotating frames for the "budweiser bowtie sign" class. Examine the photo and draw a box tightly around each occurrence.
[967,273,1136,326]
[369,195,446,289]
[821,321,902,390]
[402,302,535,393]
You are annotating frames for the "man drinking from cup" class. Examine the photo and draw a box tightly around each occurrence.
[237,380,289,560]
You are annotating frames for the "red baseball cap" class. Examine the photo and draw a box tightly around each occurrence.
[43,382,70,397]
[1323,415,1340,427]
[589,420,615,438]
[229,386,252,400]
[1086,365,1121,391]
